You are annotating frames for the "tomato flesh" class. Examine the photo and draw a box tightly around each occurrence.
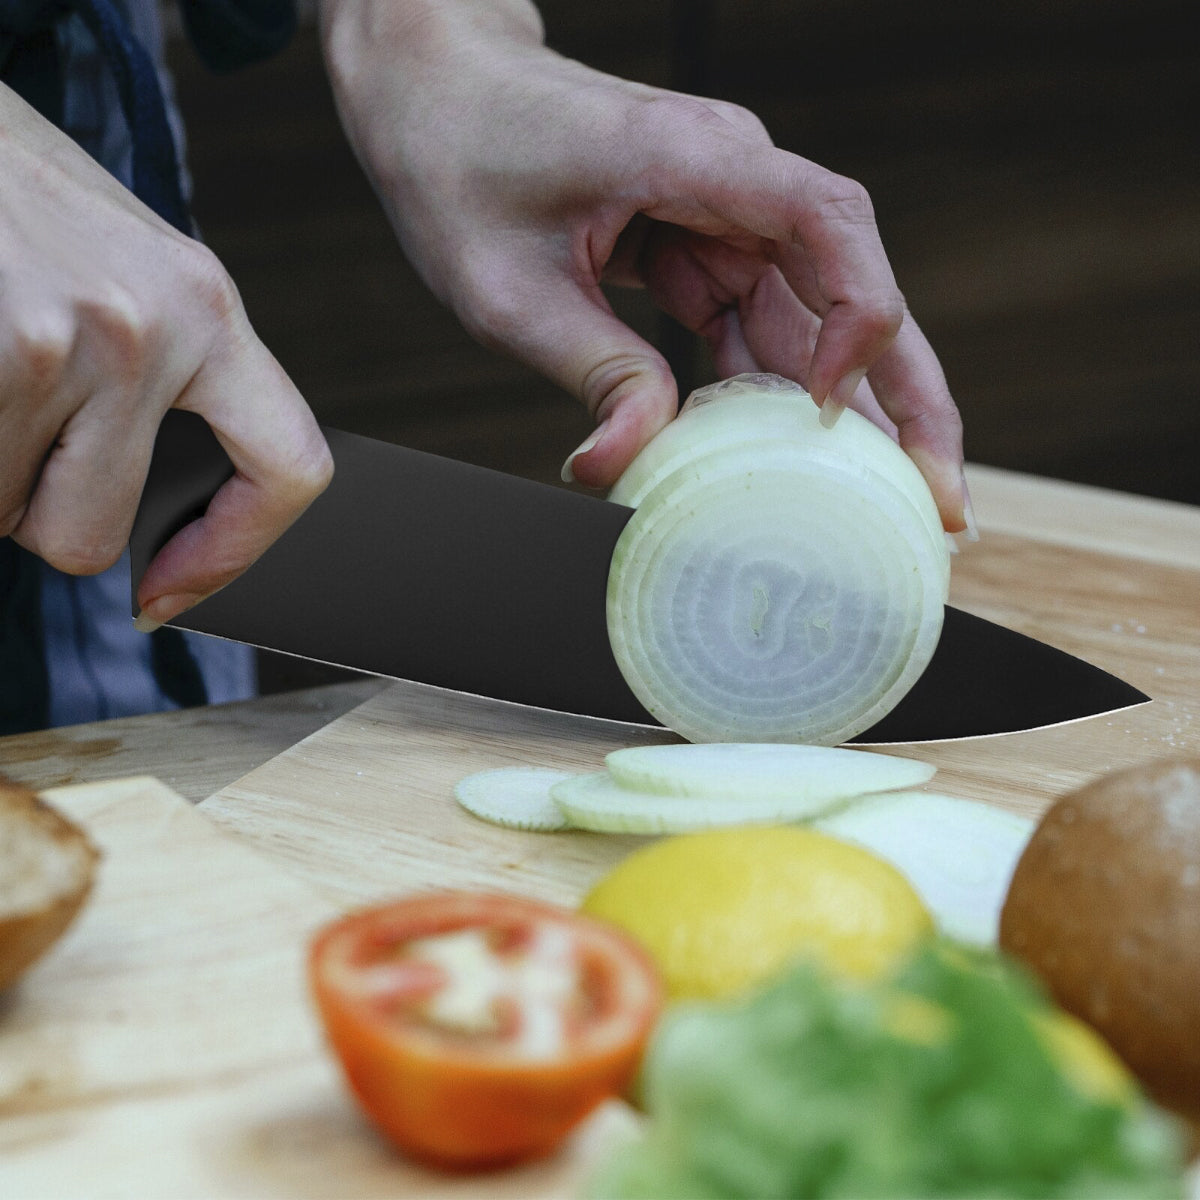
[309,891,662,1169]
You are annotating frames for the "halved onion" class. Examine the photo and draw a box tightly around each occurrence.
[606,374,950,745]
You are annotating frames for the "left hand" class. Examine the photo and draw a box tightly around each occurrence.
[318,0,968,533]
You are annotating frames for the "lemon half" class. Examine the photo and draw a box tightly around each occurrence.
[582,825,933,1001]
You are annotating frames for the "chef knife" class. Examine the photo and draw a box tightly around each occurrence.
[129,411,1148,743]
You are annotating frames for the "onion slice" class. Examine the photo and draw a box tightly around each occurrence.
[604,743,934,802]
[606,374,950,745]
[815,791,1036,946]
[549,771,868,834]
[454,767,574,831]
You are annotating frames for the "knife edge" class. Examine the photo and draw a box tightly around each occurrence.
[132,412,1149,744]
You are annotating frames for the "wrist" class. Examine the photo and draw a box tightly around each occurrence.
[316,0,548,226]
[318,0,544,89]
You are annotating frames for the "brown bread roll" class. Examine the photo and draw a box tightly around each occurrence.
[1000,758,1200,1123]
[1,778,99,991]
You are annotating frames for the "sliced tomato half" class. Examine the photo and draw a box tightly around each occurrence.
[309,890,663,1170]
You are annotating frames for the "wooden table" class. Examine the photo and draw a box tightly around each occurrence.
[2,464,1199,1197]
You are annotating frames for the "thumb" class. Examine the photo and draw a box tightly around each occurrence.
[133,341,332,627]
[488,276,679,489]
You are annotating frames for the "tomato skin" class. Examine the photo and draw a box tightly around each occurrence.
[309,891,662,1170]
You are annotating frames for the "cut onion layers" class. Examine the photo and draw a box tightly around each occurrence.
[455,744,936,836]
[606,374,950,745]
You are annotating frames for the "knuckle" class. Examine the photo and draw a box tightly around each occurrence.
[452,261,529,349]
[917,393,964,440]
[903,403,964,465]
[37,532,124,576]
[858,293,906,345]
[12,320,72,397]
[264,428,335,508]
[811,173,877,230]
[290,435,335,501]
[637,92,759,144]
[0,502,27,540]
[699,98,770,142]
[180,240,244,326]
[582,353,672,421]
[82,286,155,382]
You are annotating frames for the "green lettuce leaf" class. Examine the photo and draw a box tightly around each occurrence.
[590,944,1186,1199]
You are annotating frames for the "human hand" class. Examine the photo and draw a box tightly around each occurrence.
[0,84,332,628]
[319,0,969,532]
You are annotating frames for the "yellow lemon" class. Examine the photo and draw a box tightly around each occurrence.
[581,825,933,1001]
[1032,1009,1137,1106]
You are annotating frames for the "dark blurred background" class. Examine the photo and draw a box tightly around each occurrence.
[163,1,1199,690]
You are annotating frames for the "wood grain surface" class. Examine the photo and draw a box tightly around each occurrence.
[0,679,386,804]
[3,468,1199,1196]
[197,467,1200,910]
[0,778,633,1198]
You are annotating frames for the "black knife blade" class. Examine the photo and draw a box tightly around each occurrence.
[130,411,1148,742]
[849,606,1147,743]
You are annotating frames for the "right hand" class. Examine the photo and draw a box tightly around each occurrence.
[0,83,332,629]
[319,0,967,533]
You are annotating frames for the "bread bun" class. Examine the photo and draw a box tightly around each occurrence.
[1,778,99,991]
[999,758,1200,1122]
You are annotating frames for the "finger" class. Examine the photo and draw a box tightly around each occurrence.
[632,224,925,459]
[841,372,896,438]
[723,266,897,437]
[0,306,78,539]
[633,224,864,394]
[635,229,902,438]
[718,300,899,438]
[12,392,160,573]
[865,311,967,532]
[708,309,759,377]
[630,227,805,378]
[0,410,53,541]
[464,269,678,489]
[693,244,962,524]
[646,146,906,410]
[635,226,761,342]
[133,341,333,626]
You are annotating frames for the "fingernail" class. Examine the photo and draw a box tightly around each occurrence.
[961,474,980,542]
[132,592,204,634]
[560,420,610,483]
[132,611,162,633]
[820,367,867,429]
[818,399,845,429]
[944,531,961,556]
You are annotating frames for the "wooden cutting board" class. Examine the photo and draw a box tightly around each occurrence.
[6,470,1198,1196]
[188,483,1200,1195]
[0,777,636,1198]
[197,471,1200,910]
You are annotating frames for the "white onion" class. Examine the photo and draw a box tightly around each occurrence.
[814,791,1036,945]
[606,374,950,745]
[451,745,936,836]
[604,743,935,802]
[548,771,847,834]
[453,767,574,831]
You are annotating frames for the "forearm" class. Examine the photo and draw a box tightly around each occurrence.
[313,0,571,302]
[318,0,543,52]
[317,0,545,147]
